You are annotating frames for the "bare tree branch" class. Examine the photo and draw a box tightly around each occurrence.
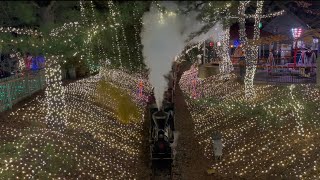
[30,1,40,9]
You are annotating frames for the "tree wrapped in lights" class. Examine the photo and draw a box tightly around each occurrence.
[0,1,88,131]
[237,1,285,99]
[240,1,264,99]
[216,3,234,79]
[192,1,285,98]
[81,1,152,73]
[107,1,123,69]
[78,1,98,73]
[133,1,145,71]
[45,55,67,131]
[0,1,151,133]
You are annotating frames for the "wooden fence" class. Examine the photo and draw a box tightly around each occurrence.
[0,70,46,112]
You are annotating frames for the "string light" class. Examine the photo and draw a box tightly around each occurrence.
[243,1,264,99]
[45,55,67,132]
[108,1,123,68]
[133,2,143,72]
[179,67,320,179]
[215,4,234,79]
[113,3,132,71]
[238,1,250,56]
[245,10,285,19]
[49,22,80,37]
[1,67,153,178]
[0,27,42,36]
[10,50,25,72]
[80,0,99,73]
[236,1,285,99]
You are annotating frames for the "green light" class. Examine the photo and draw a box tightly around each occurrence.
[259,22,263,29]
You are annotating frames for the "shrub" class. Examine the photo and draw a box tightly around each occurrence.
[95,80,141,123]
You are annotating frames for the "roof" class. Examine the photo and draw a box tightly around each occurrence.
[262,13,308,36]
[229,23,273,41]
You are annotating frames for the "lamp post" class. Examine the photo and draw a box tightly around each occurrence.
[203,41,206,64]
[316,38,320,86]
[292,28,302,67]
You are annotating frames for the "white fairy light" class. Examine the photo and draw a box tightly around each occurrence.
[179,67,320,179]
[243,1,264,99]
[45,55,67,132]
[214,4,234,79]
[236,0,285,99]
[108,1,123,68]
[0,27,42,36]
[133,2,143,72]
[1,68,154,179]
[113,3,132,71]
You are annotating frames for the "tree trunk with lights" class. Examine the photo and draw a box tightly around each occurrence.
[238,1,249,85]
[45,56,67,132]
[237,1,287,98]
[217,26,233,78]
[244,1,264,99]
[217,7,233,79]
[238,1,264,99]
[238,1,249,59]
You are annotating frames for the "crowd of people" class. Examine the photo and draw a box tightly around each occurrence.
[0,53,45,79]
[24,53,46,71]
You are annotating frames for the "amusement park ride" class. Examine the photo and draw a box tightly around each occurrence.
[230,27,318,79]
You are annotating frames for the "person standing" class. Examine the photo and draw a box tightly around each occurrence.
[197,54,202,66]
[24,53,32,71]
[239,50,246,80]
[212,131,223,161]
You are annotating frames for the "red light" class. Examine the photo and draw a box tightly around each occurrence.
[159,142,165,150]
[209,42,214,47]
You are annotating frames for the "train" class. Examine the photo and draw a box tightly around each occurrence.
[148,87,175,178]
[147,62,180,178]
[148,85,176,178]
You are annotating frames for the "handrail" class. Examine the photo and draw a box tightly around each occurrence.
[0,70,44,84]
[0,69,46,112]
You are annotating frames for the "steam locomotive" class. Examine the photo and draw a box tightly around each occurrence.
[147,63,180,178]
[148,87,175,178]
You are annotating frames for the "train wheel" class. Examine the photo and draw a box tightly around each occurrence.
[150,162,156,180]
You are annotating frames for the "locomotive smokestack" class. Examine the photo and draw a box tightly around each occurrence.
[159,105,164,112]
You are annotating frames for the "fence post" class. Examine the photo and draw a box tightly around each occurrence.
[317,55,320,86]
[25,71,30,96]
[41,70,45,89]
[37,71,42,90]
[6,83,12,109]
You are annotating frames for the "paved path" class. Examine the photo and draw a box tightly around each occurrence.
[172,63,212,180]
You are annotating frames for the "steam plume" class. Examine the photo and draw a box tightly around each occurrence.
[140,2,223,109]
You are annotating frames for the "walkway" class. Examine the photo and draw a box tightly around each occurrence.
[173,85,211,179]
[172,62,212,180]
